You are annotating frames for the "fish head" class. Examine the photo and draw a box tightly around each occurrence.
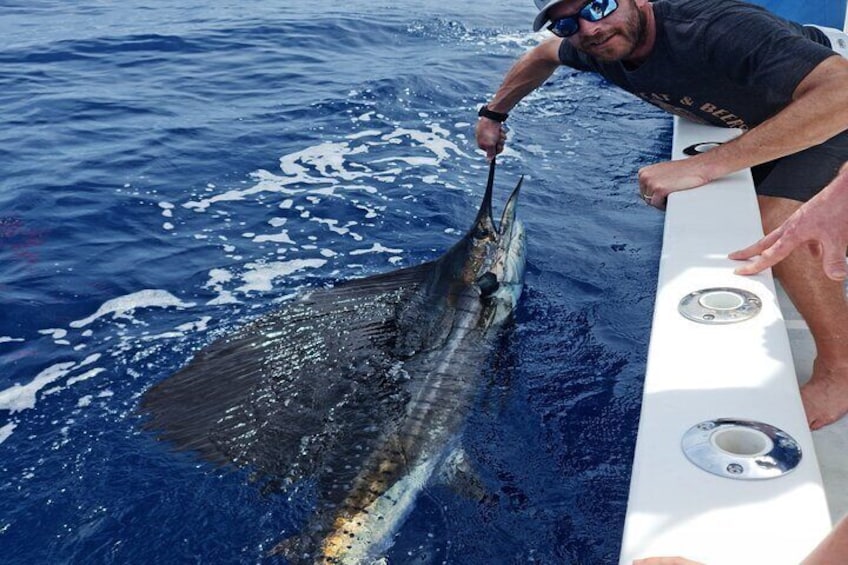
[462,162,526,327]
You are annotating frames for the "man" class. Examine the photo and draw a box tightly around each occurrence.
[476,0,848,429]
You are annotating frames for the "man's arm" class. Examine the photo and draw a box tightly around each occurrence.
[730,162,848,280]
[639,55,848,208]
[476,38,563,160]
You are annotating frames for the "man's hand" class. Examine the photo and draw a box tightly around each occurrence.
[637,159,712,209]
[730,167,848,281]
[476,118,507,161]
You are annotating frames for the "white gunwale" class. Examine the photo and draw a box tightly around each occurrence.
[620,9,848,562]
[618,118,834,564]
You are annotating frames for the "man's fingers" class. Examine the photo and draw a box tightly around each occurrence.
[733,256,770,276]
[476,120,506,161]
[733,236,793,276]
[729,227,782,260]
[733,246,787,275]
[479,126,506,161]
[820,242,848,281]
[728,238,767,260]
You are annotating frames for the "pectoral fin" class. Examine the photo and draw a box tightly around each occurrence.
[139,262,437,483]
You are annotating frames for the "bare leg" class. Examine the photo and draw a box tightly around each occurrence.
[759,195,848,430]
[801,515,848,565]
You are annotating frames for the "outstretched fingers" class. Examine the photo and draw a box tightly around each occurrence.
[730,226,790,275]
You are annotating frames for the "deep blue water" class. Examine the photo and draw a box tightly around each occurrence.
[0,2,673,563]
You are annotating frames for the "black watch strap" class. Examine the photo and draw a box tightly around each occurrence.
[478,105,509,123]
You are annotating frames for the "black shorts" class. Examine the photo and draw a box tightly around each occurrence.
[752,129,848,202]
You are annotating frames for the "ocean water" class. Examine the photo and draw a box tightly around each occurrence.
[0,1,670,563]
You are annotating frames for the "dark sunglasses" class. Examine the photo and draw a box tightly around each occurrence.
[547,0,619,38]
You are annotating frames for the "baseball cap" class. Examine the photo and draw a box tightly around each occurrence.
[533,0,569,32]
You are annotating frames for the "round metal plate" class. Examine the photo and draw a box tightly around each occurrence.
[678,287,762,324]
[681,419,802,480]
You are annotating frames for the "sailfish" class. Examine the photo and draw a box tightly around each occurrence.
[140,160,526,564]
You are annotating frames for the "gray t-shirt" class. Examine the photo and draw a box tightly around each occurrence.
[558,0,835,130]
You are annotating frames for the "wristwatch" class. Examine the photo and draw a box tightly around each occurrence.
[478,105,509,123]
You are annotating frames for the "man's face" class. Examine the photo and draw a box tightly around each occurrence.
[548,0,645,62]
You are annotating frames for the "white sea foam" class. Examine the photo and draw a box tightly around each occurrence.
[382,124,468,160]
[310,217,349,236]
[205,269,240,305]
[370,156,439,167]
[159,201,175,217]
[280,140,369,181]
[183,121,465,219]
[349,243,403,256]
[346,128,382,139]
[0,422,16,444]
[355,203,382,219]
[207,292,239,306]
[235,258,327,293]
[337,182,383,195]
[175,316,212,333]
[69,289,196,328]
[253,231,295,245]
[206,268,233,286]
[0,361,77,413]
[0,336,25,344]
[66,367,106,387]
[79,353,101,367]
[140,316,211,341]
[183,169,312,212]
